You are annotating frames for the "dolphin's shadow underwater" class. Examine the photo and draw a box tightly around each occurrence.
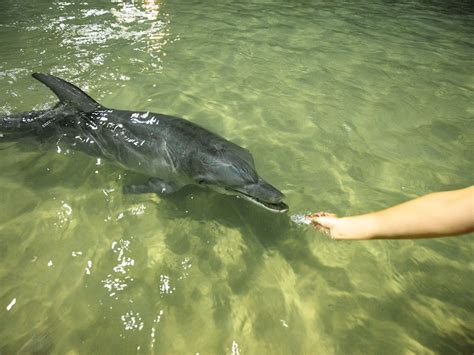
[1,74,359,352]
[155,181,354,299]
[0,73,288,213]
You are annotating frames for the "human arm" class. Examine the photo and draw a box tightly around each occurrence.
[310,186,474,240]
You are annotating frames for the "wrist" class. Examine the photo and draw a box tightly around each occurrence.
[338,215,378,240]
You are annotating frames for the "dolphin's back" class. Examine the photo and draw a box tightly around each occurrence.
[5,73,257,185]
[1,73,288,212]
[105,110,258,184]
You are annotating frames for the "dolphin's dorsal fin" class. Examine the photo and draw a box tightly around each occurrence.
[32,73,102,113]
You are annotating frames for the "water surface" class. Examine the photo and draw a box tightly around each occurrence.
[1,0,473,353]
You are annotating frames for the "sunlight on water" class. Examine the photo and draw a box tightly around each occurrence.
[0,0,473,353]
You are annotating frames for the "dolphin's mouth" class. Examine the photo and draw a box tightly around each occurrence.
[227,188,289,213]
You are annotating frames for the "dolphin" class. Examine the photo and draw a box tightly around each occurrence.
[0,73,288,213]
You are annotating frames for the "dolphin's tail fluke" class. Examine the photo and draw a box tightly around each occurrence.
[32,73,103,113]
[0,104,77,141]
[1,73,101,141]
[0,110,52,140]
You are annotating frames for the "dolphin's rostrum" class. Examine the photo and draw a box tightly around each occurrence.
[0,73,288,213]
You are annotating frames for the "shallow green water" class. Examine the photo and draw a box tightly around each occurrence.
[1,0,473,353]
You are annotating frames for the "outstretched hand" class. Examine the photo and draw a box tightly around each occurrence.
[308,212,343,240]
[308,212,376,240]
[307,186,474,240]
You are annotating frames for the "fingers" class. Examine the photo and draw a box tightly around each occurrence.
[314,223,331,236]
[308,212,337,228]
[307,211,337,219]
[307,212,339,240]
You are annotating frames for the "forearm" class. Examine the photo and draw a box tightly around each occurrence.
[336,186,474,240]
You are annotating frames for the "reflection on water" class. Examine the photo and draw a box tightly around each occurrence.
[1,0,176,96]
[0,0,473,353]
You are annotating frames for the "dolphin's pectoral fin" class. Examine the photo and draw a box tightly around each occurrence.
[123,178,181,195]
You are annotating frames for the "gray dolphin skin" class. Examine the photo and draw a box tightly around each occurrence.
[0,73,288,213]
